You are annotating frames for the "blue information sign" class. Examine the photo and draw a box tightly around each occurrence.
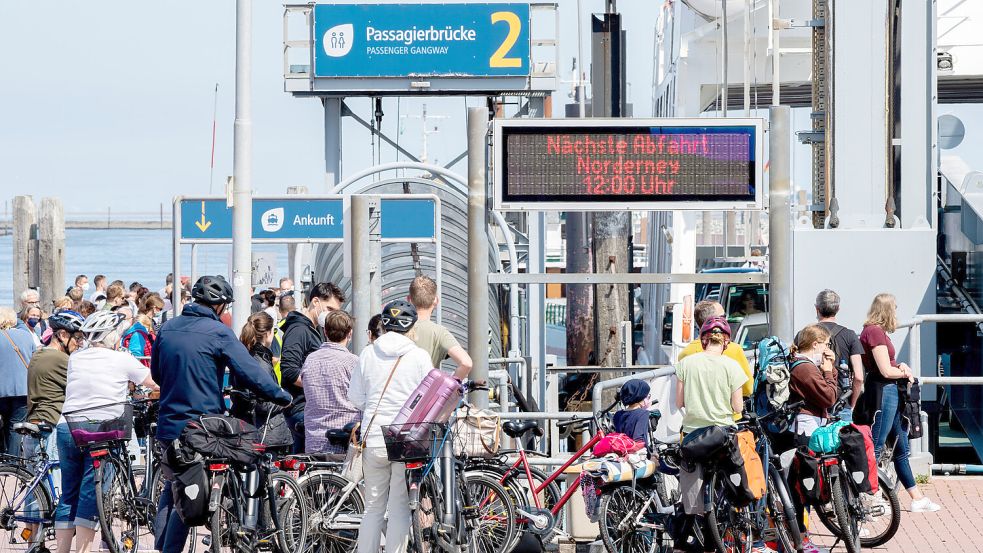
[313,3,530,78]
[179,198,436,241]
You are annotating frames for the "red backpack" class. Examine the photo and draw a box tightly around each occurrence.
[122,328,154,367]
[592,433,644,457]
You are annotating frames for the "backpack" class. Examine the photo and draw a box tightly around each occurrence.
[592,433,645,457]
[720,430,767,506]
[753,337,808,434]
[901,380,923,440]
[825,325,854,394]
[121,328,153,367]
[179,415,265,467]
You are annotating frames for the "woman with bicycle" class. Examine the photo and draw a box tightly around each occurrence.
[787,324,840,553]
[54,311,158,553]
[674,317,748,552]
[347,300,432,553]
[856,293,941,513]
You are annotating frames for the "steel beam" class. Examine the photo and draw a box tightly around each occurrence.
[487,273,769,284]
[467,107,490,408]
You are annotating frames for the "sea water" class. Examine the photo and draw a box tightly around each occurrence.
[0,229,290,306]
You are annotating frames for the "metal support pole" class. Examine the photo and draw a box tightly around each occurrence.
[769,105,793,341]
[231,0,254,332]
[324,98,343,189]
[190,243,199,285]
[287,186,309,286]
[351,195,376,353]
[172,200,181,318]
[467,107,490,408]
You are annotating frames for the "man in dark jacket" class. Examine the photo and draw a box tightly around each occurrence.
[152,275,292,553]
[279,281,344,452]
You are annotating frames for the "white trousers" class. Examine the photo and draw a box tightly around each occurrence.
[357,446,410,553]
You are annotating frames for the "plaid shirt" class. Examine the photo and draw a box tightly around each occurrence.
[300,342,362,453]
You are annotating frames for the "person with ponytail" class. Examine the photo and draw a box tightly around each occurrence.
[787,324,839,437]
[234,312,293,453]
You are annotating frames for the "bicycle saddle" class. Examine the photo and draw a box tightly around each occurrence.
[13,421,52,436]
[502,420,540,438]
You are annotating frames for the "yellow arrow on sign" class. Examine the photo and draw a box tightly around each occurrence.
[195,201,212,232]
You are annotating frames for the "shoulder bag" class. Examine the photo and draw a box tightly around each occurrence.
[453,404,502,458]
[2,330,30,368]
[342,355,403,483]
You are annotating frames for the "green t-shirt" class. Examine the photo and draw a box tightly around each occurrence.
[676,351,748,434]
[26,347,69,426]
[411,319,460,369]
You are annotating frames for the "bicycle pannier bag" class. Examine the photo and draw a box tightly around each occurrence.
[838,424,878,494]
[592,432,645,457]
[391,369,462,427]
[680,425,731,462]
[790,448,828,505]
[902,380,923,440]
[807,420,848,454]
[720,430,766,506]
[179,415,264,466]
[162,441,210,526]
[453,405,502,457]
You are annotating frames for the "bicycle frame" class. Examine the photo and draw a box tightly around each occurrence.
[4,458,59,527]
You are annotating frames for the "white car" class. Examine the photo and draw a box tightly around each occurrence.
[733,312,769,362]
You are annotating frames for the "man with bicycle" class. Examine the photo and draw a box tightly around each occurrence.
[152,275,292,553]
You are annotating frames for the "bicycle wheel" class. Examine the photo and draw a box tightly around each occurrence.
[829,473,860,553]
[766,466,801,553]
[149,466,199,553]
[461,472,516,553]
[410,472,441,553]
[297,470,363,553]
[0,465,54,549]
[94,455,141,553]
[705,472,753,553]
[598,485,670,553]
[816,473,899,548]
[470,463,562,550]
[269,471,309,553]
[209,475,244,553]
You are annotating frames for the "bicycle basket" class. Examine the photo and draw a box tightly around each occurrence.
[64,403,134,447]
[382,423,446,463]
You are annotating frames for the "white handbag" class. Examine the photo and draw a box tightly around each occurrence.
[453,405,502,458]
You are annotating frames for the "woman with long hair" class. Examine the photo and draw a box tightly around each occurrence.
[857,293,940,512]
[236,312,293,452]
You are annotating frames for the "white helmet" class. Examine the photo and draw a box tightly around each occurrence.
[80,311,126,346]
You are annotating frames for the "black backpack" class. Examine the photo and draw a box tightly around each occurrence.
[826,325,853,394]
[179,415,265,466]
[901,380,923,440]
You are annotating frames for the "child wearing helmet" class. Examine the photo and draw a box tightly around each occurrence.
[672,317,749,551]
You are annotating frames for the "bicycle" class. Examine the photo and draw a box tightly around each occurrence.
[0,421,60,552]
[595,410,681,553]
[203,389,309,553]
[384,381,517,553]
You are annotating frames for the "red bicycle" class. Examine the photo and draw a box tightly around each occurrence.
[466,389,619,551]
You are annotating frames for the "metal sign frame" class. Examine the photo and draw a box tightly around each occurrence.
[492,117,765,211]
[170,194,441,316]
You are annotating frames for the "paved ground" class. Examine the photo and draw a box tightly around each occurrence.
[812,476,983,552]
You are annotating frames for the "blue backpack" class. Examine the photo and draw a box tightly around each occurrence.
[753,337,807,434]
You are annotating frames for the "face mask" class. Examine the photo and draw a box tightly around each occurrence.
[317,309,329,328]
[27,318,39,328]
[81,283,91,292]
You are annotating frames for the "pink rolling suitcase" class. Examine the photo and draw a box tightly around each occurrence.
[392,369,462,427]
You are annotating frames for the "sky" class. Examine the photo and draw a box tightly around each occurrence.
[0,0,667,214]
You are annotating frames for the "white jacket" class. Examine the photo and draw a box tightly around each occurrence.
[348,331,432,448]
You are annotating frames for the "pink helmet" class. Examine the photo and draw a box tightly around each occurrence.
[700,316,732,349]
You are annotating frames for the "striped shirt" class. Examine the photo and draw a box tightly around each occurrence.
[300,341,361,453]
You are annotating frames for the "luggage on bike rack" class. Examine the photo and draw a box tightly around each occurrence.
[162,441,211,526]
[839,424,878,494]
[720,430,766,506]
[391,368,462,428]
[790,448,828,505]
[807,420,849,454]
[179,415,265,466]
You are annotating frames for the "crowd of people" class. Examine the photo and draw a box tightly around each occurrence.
[0,271,470,553]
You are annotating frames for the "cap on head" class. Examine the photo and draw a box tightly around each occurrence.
[619,379,651,407]
[192,275,234,305]
[380,300,417,333]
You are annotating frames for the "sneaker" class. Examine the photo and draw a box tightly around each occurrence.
[801,536,830,553]
[911,496,942,513]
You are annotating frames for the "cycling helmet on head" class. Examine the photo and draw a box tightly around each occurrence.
[699,316,731,349]
[48,310,84,333]
[192,275,234,305]
[80,311,126,345]
[380,300,417,333]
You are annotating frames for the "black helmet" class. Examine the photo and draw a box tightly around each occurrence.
[192,275,234,305]
[380,300,417,332]
[48,310,85,333]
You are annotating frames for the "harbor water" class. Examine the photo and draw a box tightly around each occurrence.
[0,228,289,306]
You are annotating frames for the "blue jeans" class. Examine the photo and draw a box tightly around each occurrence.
[870,384,916,490]
[0,396,28,456]
[54,423,103,530]
[837,406,854,424]
[23,428,60,494]
[155,479,191,553]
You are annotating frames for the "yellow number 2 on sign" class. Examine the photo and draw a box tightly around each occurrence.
[490,11,522,68]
